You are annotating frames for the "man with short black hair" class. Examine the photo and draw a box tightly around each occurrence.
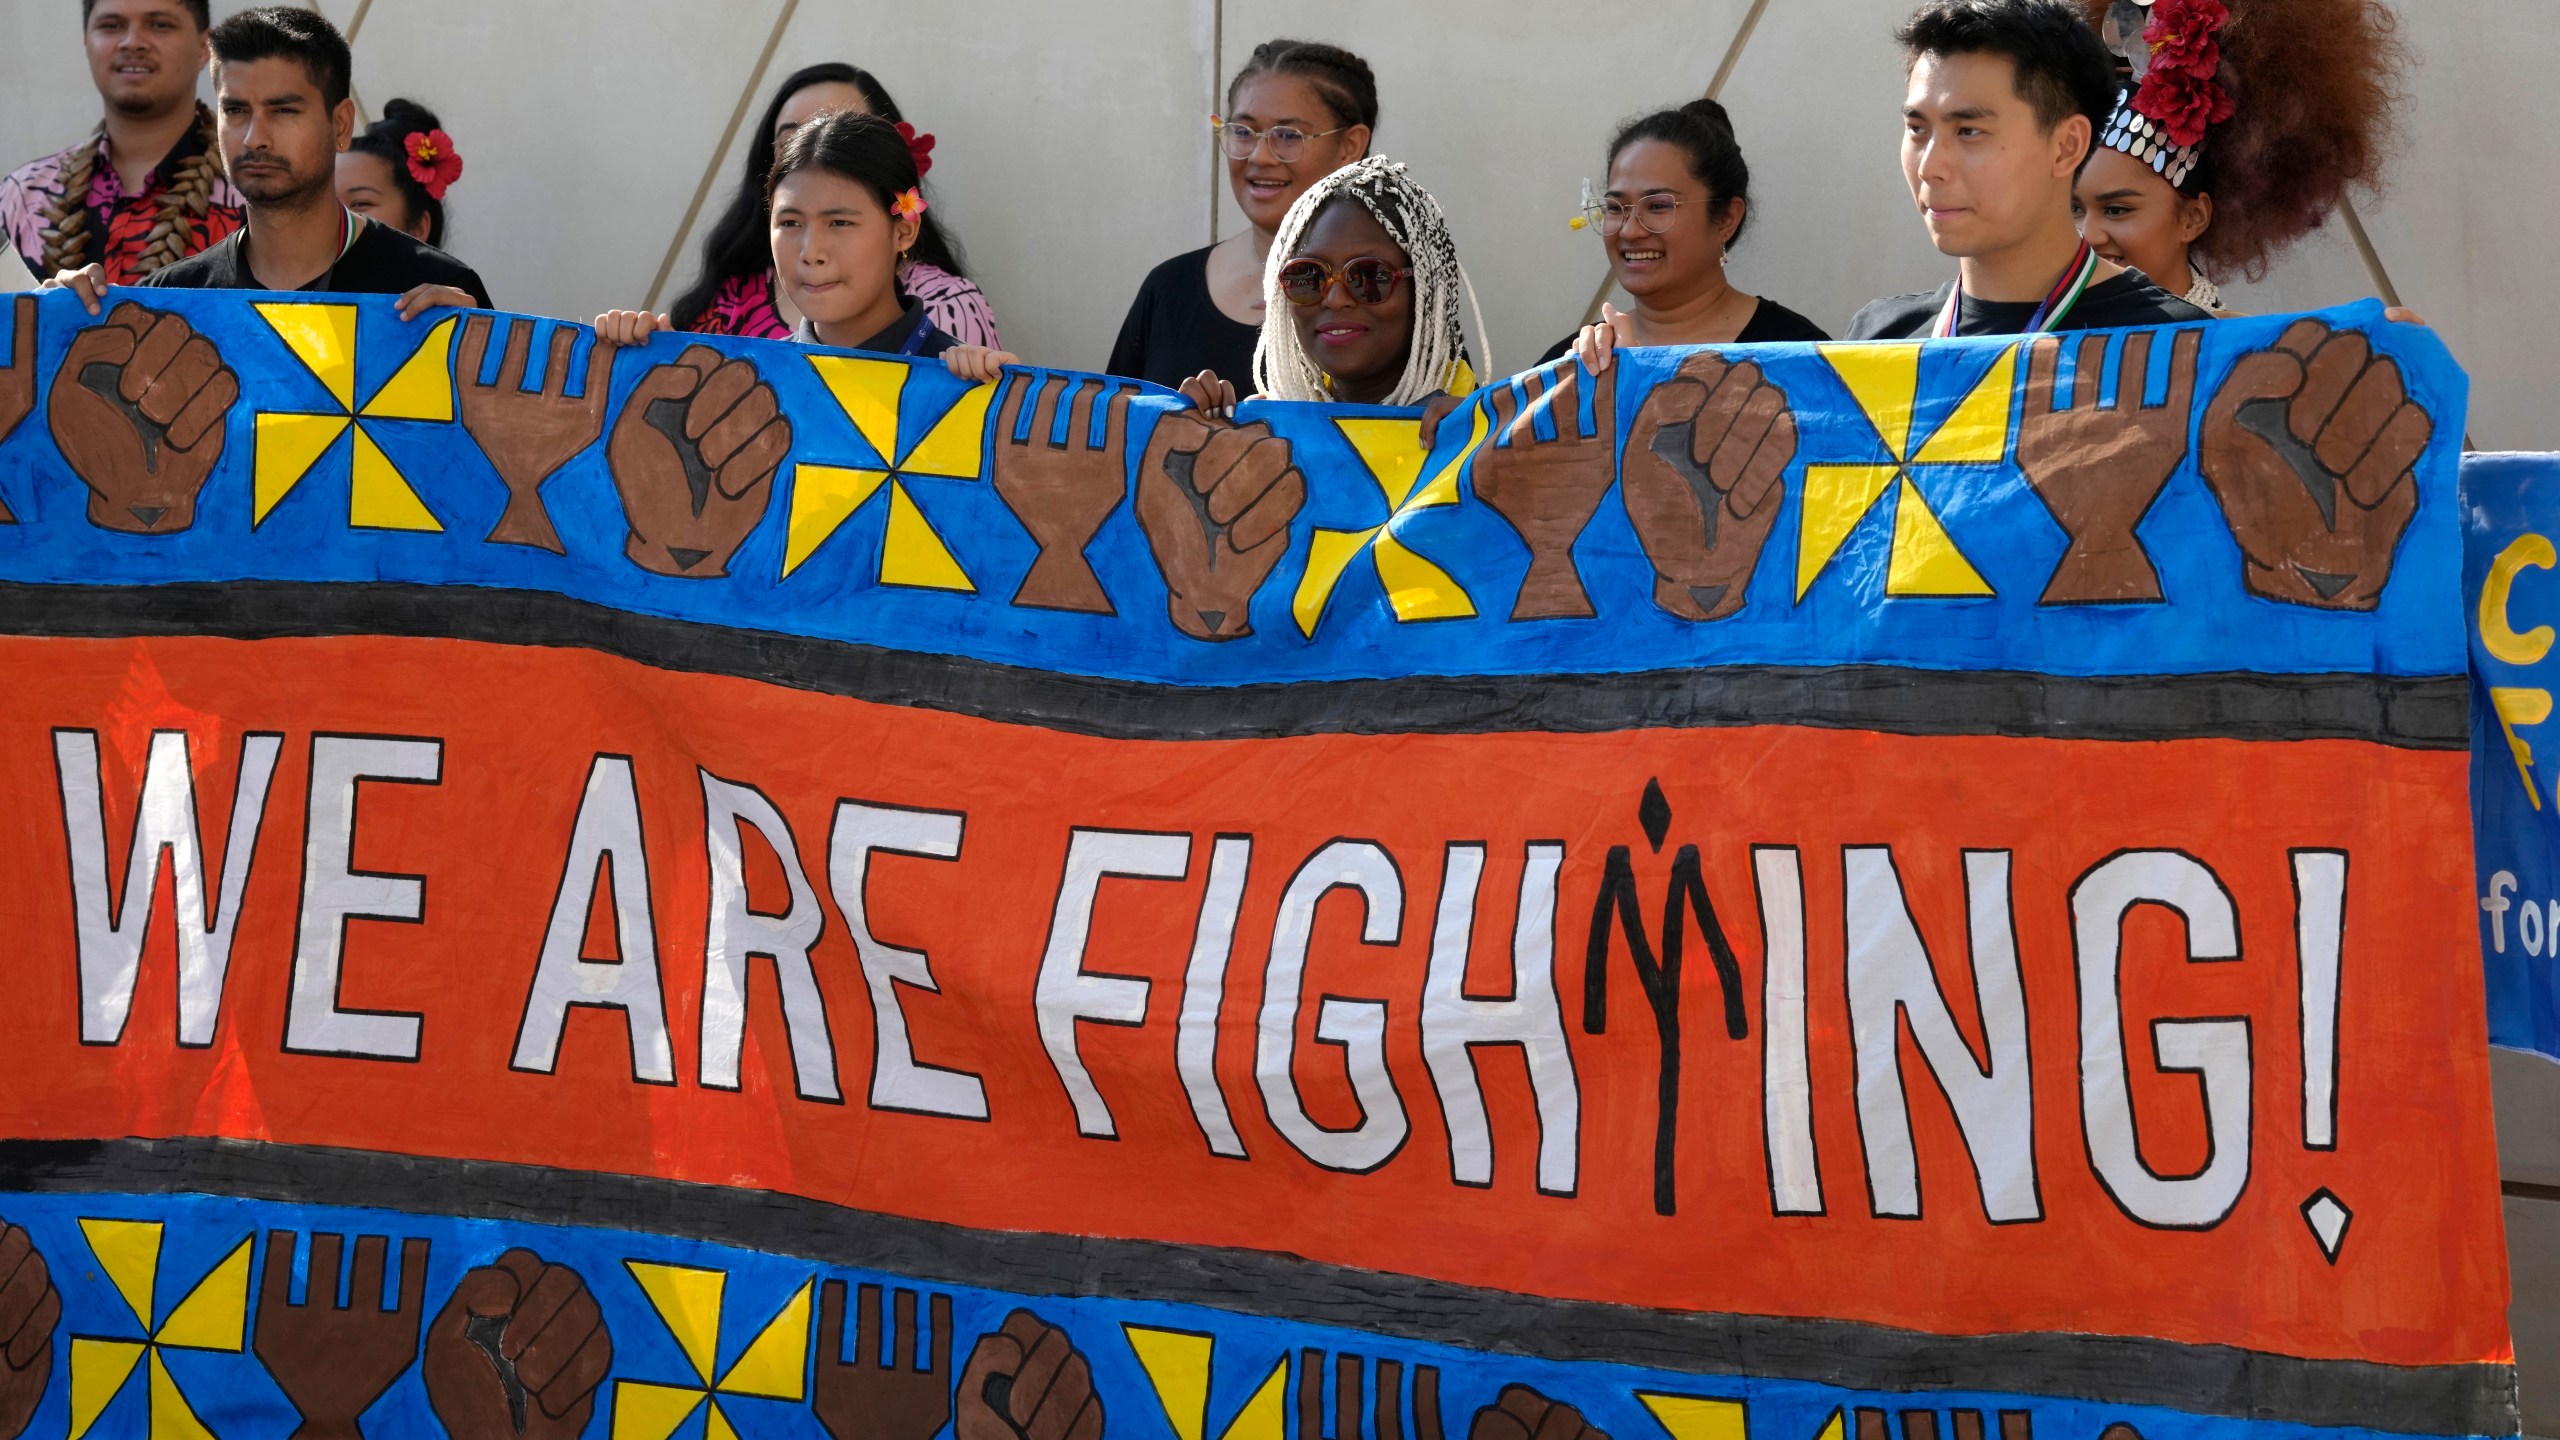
[1849,0,2206,338]
[0,0,245,285]
[51,5,490,317]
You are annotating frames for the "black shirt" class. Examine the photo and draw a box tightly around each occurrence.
[139,214,492,308]
[1108,244,1262,392]
[1846,269,2205,339]
[1536,296,1831,365]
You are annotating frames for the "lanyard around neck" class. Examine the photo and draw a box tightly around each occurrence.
[1935,240,2097,339]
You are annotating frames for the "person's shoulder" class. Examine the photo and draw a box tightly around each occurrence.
[1742,297,1833,343]
[902,259,981,300]
[1845,285,1947,341]
[2078,270,2211,327]
[1,142,76,196]
[134,236,234,288]
[1140,244,1219,291]
[357,222,490,301]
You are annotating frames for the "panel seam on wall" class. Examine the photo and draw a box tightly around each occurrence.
[643,0,804,313]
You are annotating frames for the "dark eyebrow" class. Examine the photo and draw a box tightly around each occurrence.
[2091,188,2144,202]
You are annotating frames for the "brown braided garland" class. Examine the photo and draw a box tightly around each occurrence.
[37,103,221,280]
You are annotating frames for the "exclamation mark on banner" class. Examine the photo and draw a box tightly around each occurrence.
[2293,850,2350,1264]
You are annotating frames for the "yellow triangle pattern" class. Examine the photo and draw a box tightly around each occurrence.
[257,302,359,411]
[1910,344,2017,465]
[881,482,975,591]
[81,1219,160,1330]
[1637,1393,1750,1440]
[706,1403,743,1440]
[718,1279,812,1400]
[1294,526,1380,637]
[155,1237,250,1352]
[148,1351,216,1440]
[252,412,349,526]
[1818,344,1921,461]
[610,1379,708,1440]
[901,382,994,478]
[349,427,444,532]
[1333,417,1429,509]
[1375,534,1476,622]
[1795,464,1898,600]
[1811,1411,1844,1440]
[808,355,907,460]
[360,315,457,422]
[1125,1327,1215,1440]
[783,465,891,578]
[1414,400,1490,511]
[1886,477,1993,596]
[1222,1358,1289,1440]
[626,1261,725,1383]
[68,1337,144,1440]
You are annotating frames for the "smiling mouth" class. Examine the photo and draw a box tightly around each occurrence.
[1619,247,1666,263]
[1314,324,1367,343]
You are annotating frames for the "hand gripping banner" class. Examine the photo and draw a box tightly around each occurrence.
[0,289,2511,1439]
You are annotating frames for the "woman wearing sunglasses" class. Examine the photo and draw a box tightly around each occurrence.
[1555,99,1828,374]
[1178,155,1485,416]
[1106,40,1375,392]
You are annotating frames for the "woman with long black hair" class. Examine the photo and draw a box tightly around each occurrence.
[667,62,997,346]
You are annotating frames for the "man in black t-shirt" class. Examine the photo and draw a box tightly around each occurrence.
[48,6,489,319]
[1848,0,2203,339]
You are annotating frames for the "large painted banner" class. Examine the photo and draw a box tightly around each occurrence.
[0,289,2511,1440]
[2466,451,2560,1060]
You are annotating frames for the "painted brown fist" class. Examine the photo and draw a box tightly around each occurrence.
[48,300,236,533]
[1136,409,1304,640]
[1296,1352,1444,1440]
[1469,1387,1610,1440]
[0,1222,59,1440]
[2199,318,2429,609]
[0,296,36,517]
[815,1281,952,1440]
[255,1230,429,1440]
[1620,353,1794,621]
[606,343,791,577]
[1473,365,1618,620]
[2017,328,2200,604]
[992,373,1131,613]
[956,1310,1102,1440]
[459,316,615,554]
[422,1248,611,1440]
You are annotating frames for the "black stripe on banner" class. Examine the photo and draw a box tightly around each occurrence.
[0,581,2467,748]
[0,1138,2510,1434]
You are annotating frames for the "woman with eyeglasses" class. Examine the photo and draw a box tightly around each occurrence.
[1177,155,1485,417]
[1105,40,1375,392]
[1554,99,1827,374]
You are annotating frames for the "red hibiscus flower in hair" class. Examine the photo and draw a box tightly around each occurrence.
[404,128,464,199]
[2135,66,2236,147]
[2143,0,2229,74]
[2134,0,2232,147]
[894,121,936,177]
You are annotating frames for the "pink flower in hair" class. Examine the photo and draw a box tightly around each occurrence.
[891,187,927,222]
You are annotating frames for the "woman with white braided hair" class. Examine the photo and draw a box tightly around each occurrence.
[1178,156,1488,417]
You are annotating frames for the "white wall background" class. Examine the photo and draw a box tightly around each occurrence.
[4,3,2559,1423]
[6,0,2555,447]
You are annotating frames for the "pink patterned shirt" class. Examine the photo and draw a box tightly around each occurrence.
[1,117,245,284]
[688,263,999,348]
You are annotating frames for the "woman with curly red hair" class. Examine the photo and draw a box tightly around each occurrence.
[2073,0,2407,313]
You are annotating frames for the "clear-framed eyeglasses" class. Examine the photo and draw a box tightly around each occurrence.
[1210,116,1346,162]
[1573,180,1691,236]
